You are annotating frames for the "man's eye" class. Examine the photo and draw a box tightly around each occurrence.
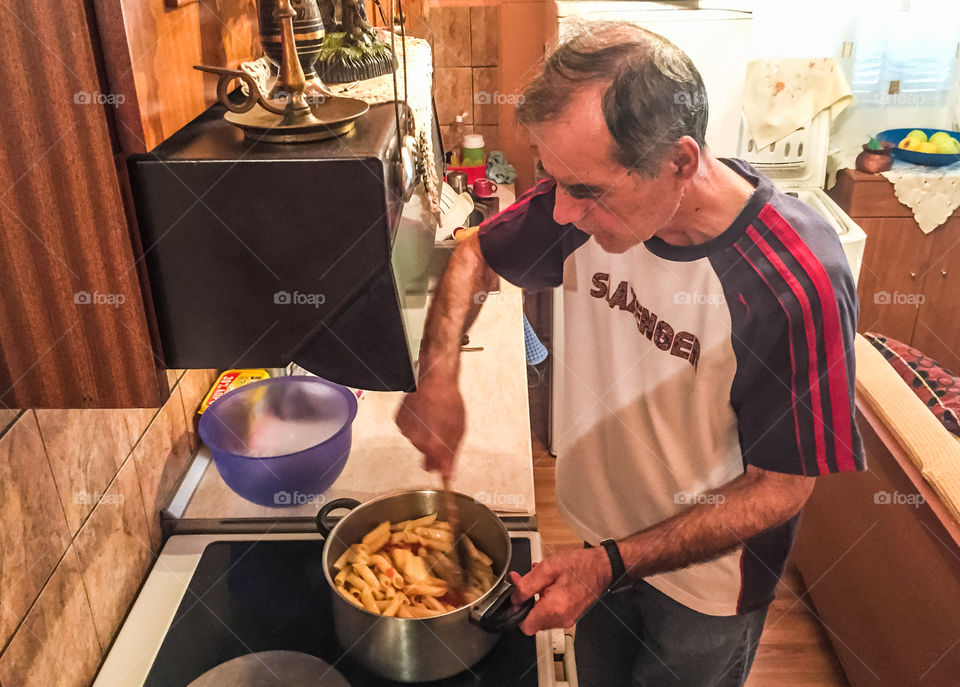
[567,188,598,200]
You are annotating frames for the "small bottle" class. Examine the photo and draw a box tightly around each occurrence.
[448,112,467,166]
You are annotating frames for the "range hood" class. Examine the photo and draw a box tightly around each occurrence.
[129,102,437,391]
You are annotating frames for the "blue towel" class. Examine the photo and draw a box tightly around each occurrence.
[486,150,517,184]
[523,315,548,365]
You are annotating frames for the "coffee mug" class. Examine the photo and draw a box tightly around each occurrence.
[473,178,498,197]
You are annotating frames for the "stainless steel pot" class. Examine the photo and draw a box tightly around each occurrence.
[316,490,533,682]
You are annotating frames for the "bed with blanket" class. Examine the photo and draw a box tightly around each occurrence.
[792,332,960,686]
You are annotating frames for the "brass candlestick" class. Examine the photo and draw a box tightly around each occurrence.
[194,0,368,143]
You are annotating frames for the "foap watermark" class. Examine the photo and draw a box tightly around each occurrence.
[74,290,125,307]
[474,90,525,106]
[475,490,526,509]
[272,91,327,108]
[674,490,725,506]
[74,490,124,506]
[74,90,125,107]
[874,290,925,306]
[674,90,707,108]
[274,490,326,507]
[474,290,522,305]
[674,290,725,307]
[874,490,925,507]
[274,290,326,308]
[870,92,928,107]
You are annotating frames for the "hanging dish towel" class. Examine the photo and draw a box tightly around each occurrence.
[741,58,854,150]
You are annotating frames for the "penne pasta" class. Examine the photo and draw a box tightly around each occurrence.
[362,521,391,552]
[360,586,379,614]
[383,596,403,617]
[354,562,381,590]
[333,513,497,617]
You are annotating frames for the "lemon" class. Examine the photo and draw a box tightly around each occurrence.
[929,131,952,147]
[936,138,960,154]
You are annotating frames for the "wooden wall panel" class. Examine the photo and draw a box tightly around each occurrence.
[0,0,167,407]
[91,0,259,154]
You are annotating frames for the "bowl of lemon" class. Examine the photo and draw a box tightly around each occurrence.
[877,128,960,167]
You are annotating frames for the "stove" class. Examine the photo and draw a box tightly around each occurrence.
[93,532,570,687]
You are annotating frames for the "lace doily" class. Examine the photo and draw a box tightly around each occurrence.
[329,35,441,222]
[881,159,960,234]
[828,152,960,234]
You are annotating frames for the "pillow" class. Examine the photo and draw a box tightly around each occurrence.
[865,332,960,438]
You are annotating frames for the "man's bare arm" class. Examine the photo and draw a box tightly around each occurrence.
[395,235,499,476]
[510,466,815,634]
[616,465,814,580]
[418,235,499,378]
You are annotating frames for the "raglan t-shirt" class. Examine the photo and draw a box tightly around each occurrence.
[478,158,865,616]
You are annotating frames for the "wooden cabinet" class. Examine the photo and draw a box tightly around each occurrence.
[0,0,257,407]
[830,169,960,373]
[912,226,960,372]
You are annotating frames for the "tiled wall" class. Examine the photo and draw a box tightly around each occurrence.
[415,5,502,154]
[0,369,218,687]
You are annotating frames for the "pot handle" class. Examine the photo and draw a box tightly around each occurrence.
[315,498,361,537]
[469,579,535,633]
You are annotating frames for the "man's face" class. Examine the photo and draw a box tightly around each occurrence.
[527,85,686,254]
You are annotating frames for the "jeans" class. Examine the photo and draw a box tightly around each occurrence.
[574,579,768,687]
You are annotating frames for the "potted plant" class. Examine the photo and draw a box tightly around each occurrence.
[856,136,895,174]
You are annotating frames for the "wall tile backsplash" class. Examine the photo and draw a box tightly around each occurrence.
[0,369,217,686]
[35,409,138,535]
[0,414,71,650]
[0,547,102,687]
[420,5,502,156]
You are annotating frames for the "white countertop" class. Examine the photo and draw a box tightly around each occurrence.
[178,275,535,519]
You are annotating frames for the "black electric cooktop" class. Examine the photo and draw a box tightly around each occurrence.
[144,539,538,686]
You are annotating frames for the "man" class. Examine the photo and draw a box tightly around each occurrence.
[397,21,863,687]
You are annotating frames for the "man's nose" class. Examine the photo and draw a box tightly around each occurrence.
[553,190,587,226]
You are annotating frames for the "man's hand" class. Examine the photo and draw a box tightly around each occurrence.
[508,547,611,635]
[507,466,815,635]
[395,374,465,479]
[394,235,498,478]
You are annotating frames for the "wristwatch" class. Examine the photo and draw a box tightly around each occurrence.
[600,539,633,594]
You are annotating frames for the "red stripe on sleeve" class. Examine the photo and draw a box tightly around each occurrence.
[734,243,806,473]
[759,206,856,472]
[746,225,828,474]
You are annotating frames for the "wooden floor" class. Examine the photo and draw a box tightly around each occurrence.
[531,446,850,687]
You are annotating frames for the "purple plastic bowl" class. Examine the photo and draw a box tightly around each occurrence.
[198,376,358,507]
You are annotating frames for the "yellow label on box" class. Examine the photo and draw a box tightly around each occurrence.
[198,369,270,414]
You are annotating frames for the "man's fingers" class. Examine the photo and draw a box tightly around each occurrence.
[517,590,567,635]
[510,562,557,604]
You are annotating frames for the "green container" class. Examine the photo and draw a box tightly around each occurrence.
[462,133,485,166]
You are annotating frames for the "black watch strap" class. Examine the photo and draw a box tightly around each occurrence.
[600,539,632,594]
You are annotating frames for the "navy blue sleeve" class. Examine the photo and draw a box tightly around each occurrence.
[477,179,589,292]
[712,200,864,477]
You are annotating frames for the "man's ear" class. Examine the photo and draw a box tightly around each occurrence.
[671,136,701,181]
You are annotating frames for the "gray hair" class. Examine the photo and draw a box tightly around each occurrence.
[516,20,708,176]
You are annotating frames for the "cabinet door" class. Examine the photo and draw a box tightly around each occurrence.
[911,217,960,373]
[0,0,166,407]
[855,218,934,341]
